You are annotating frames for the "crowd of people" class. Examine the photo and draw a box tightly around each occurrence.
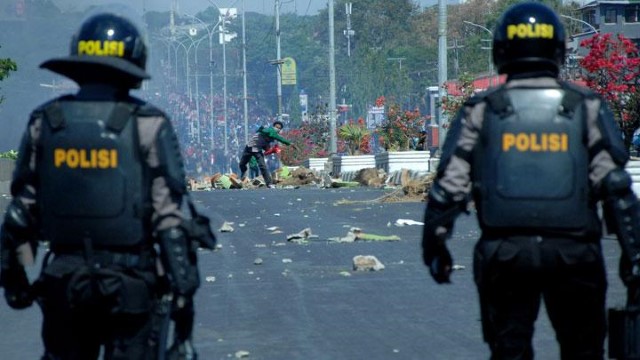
[146,75,278,177]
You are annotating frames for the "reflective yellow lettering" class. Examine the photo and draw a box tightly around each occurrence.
[506,23,554,39]
[79,149,91,168]
[66,149,79,168]
[530,133,541,151]
[54,149,66,167]
[97,149,110,168]
[77,40,125,57]
[548,134,560,151]
[110,149,118,167]
[515,133,528,151]
[561,133,568,151]
[503,133,515,151]
[89,149,97,167]
[517,24,527,38]
[507,25,517,40]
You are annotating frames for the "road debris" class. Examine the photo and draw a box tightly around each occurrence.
[394,218,424,226]
[329,227,400,242]
[286,227,319,243]
[219,221,235,232]
[353,255,385,271]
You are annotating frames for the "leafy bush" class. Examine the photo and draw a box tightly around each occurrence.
[338,117,371,155]
[0,150,18,160]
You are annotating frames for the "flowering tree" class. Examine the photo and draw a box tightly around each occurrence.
[579,33,640,150]
[280,105,331,165]
[440,72,476,120]
[374,96,428,151]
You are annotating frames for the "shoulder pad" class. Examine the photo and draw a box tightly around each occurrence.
[559,80,595,98]
[134,102,168,118]
[463,85,505,107]
[36,95,75,130]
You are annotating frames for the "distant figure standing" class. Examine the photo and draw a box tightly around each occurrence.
[238,121,294,188]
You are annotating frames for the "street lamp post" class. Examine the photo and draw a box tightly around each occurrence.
[207,1,236,172]
[560,14,598,34]
[463,21,494,87]
[184,13,222,153]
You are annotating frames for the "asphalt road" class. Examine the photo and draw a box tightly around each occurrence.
[0,187,629,359]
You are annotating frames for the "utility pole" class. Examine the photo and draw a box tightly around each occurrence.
[221,11,228,160]
[344,3,354,57]
[448,38,464,79]
[242,0,249,144]
[275,0,283,122]
[437,0,448,153]
[170,0,176,37]
[329,0,337,153]
[463,21,493,87]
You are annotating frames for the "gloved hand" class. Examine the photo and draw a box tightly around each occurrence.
[1,266,33,309]
[1,227,34,309]
[421,183,462,284]
[422,229,453,284]
[619,255,640,288]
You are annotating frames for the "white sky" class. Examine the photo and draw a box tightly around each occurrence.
[52,0,441,17]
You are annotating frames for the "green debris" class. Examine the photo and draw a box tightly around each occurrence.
[214,175,233,189]
[331,181,360,188]
[278,166,292,179]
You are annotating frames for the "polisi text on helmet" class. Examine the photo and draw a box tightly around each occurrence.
[77,40,125,57]
[507,23,554,40]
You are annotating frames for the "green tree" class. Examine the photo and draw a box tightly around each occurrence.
[0,48,17,104]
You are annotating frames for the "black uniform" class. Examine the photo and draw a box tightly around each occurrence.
[422,3,640,359]
[0,13,208,360]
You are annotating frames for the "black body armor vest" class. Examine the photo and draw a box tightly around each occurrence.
[38,100,149,249]
[473,86,590,231]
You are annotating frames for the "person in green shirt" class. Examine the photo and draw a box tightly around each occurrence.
[239,121,293,187]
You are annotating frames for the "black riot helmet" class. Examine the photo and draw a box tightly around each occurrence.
[492,2,566,75]
[41,12,149,88]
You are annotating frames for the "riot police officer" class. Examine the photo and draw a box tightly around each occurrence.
[0,12,213,359]
[422,2,640,359]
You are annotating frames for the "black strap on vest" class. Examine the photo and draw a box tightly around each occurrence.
[43,101,135,134]
[107,103,134,133]
[44,101,66,130]
[484,88,512,118]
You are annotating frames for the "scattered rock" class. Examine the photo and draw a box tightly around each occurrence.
[235,350,250,358]
[254,258,263,265]
[355,168,386,187]
[286,228,317,243]
[352,255,385,271]
[219,221,235,232]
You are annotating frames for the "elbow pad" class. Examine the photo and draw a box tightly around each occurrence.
[2,200,38,256]
[157,227,200,297]
[155,121,187,194]
[601,169,640,263]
